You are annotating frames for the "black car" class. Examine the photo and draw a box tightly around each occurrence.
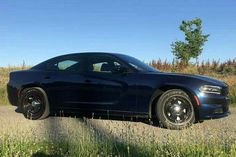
[7,52,230,129]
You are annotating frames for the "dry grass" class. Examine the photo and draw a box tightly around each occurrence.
[0,66,30,105]
[0,106,236,157]
[149,58,236,75]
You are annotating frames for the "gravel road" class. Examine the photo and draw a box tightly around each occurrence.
[0,105,236,144]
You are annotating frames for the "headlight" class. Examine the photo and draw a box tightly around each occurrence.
[199,85,222,94]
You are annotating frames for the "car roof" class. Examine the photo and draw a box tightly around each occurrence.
[32,52,130,70]
[56,52,125,58]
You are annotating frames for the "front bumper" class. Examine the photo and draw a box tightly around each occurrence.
[198,93,230,120]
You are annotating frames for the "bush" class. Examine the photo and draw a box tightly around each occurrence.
[230,85,236,106]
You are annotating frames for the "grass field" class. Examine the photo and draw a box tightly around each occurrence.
[1,124,235,157]
[0,106,236,157]
[0,60,236,157]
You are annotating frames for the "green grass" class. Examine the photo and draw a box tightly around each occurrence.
[0,118,236,157]
[0,83,9,106]
[0,114,236,157]
[1,137,235,157]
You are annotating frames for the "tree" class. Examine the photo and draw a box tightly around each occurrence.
[171,18,209,65]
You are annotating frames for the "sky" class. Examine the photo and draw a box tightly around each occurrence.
[0,0,236,66]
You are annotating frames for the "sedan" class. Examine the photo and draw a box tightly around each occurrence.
[7,52,230,129]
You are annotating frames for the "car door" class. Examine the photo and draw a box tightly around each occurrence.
[83,54,138,115]
[43,55,90,111]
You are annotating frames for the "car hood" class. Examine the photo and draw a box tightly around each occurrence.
[146,71,228,87]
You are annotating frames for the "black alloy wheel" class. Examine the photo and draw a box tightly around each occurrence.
[156,89,195,130]
[20,87,50,120]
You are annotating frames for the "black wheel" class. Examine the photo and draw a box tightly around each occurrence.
[20,87,50,120]
[156,89,195,130]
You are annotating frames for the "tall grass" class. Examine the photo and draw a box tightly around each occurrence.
[1,133,235,157]
[230,87,236,105]
[0,65,29,105]
[0,115,236,157]
[149,58,236,75]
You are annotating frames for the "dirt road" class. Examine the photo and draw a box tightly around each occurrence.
[0,105,236,143]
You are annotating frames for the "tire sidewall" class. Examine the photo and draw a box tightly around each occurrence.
[156,89,195,130]
[20,87,50,120]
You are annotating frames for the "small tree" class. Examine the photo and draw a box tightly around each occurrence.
[171,18,209,65]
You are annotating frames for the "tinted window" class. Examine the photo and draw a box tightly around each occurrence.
[57,60,78,70]
[117,54,159,72]
[46,55,85,73]
[87,55,122,73]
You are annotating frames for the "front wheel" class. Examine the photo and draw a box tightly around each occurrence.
[156,89,195,130]
[19,87,50,120]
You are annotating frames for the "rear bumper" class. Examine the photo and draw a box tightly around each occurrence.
[7,83,19,106]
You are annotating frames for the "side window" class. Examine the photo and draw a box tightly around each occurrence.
[57,60,78,70]
[88,55,122,73]
[93,62,109,72]
[47,56,84,73]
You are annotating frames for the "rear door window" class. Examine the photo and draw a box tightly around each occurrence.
[57,60,78,70]
[46,55,85,73]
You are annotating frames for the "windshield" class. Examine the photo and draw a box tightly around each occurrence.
[117,54,159,72]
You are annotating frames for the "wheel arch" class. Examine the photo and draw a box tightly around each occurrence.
[18,84,49,105]
[19,83,47,97]
[148,84,200,120]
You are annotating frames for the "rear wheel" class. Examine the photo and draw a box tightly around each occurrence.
[156,89,195,129]
[20,87,50,120]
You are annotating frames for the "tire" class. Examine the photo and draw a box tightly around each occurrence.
[156,89,195,130]
[19,87,50,120]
